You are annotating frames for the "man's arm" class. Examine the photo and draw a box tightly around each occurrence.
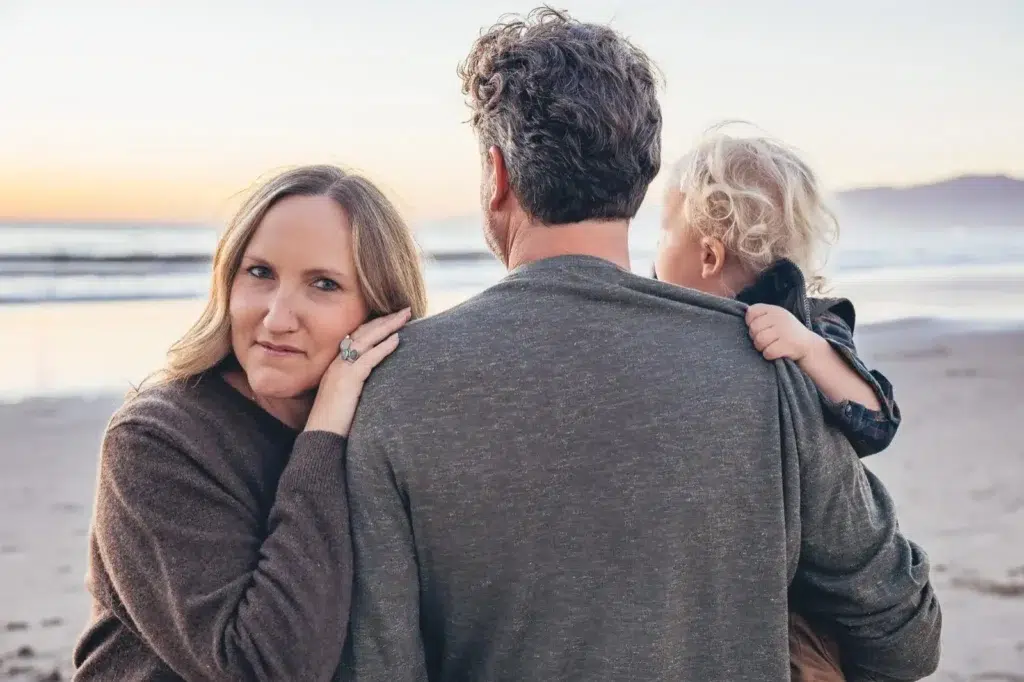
[776,359,941,681]
[335,407,428,682]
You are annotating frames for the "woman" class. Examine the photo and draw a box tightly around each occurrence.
[72,165,428,681]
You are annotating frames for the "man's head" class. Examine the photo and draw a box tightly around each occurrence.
[458,7,662,264]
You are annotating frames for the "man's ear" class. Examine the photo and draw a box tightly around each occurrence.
[487,145,510,211]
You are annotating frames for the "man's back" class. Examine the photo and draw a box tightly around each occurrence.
[339,256,939,681]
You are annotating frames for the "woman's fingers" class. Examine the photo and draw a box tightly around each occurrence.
[353,333,400,372]
[305,313,408,436]
[348,308,411,352]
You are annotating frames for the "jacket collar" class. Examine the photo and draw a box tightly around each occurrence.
[653,258,854,330]
[735,259,814,326]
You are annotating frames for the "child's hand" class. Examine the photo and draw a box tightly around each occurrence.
[745,303,822,362]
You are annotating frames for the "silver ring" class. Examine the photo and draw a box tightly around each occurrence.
[340,336,360,363]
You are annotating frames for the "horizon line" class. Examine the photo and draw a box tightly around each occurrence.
[2,171,1021,227]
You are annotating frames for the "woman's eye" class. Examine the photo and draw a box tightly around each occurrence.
[246,265,272,279]
[312,278,340,292]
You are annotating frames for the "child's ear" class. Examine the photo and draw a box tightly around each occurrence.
[699,237,726,279]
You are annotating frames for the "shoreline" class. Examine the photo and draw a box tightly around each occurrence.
[1,319,1022,680]
[3,259,1024,306]
[3,293,1024,405]
[0,291,476,405]
[4,313,1021,403]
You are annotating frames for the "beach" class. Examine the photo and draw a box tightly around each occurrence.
[3,0,1022,676]
[2,289,1024,680]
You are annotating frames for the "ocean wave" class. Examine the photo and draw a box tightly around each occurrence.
[3,222,1024,304]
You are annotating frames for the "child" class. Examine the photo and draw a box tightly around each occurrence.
[654,127,902,679]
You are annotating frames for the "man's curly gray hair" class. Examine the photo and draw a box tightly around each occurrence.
[458,7,663,225]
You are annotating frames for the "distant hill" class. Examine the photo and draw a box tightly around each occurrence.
[833,174,1024,229]
[413,174,1024,238]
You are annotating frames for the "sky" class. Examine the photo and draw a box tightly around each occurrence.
[1,0,1022,224]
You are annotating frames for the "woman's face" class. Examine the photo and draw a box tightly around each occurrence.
[229,194,369,400]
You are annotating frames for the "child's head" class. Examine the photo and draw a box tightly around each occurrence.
[655,126,838,297]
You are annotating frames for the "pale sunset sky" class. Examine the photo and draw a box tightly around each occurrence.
[1,0,1022,224]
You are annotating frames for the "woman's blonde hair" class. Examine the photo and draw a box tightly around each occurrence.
[669,123,839,293]
[146,164,427,388]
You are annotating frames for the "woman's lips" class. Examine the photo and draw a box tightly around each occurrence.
[257,341,303,357]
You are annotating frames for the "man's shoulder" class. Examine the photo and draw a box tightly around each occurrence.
[387,290,498,357]
[773,353,832,430]
[358,291,499,394]
[366,279,768,397]
[403,292,491,337]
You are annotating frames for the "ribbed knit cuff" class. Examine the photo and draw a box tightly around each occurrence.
[285,430,348,494]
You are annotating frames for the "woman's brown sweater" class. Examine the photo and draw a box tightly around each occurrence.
[72,371,351,681]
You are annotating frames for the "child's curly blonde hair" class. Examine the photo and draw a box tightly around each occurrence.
[669,123,839,294]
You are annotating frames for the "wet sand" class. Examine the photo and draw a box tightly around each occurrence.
[1,319,1023,680]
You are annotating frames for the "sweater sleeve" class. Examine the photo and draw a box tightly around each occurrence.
[776,359,941,682]
[811,310,902,457]
[334,417,428,682]
[92,423,352,682]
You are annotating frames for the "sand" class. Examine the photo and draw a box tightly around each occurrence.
[1,319,1023,681]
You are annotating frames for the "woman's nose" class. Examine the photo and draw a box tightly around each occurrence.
[263,291,300,334]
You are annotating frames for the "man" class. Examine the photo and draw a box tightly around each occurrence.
[338,8,940,681]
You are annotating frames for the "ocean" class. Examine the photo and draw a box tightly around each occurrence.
[2,218,1024,401]
[3,219,1024,304]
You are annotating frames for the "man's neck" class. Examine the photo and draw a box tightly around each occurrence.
[505,218,631,272]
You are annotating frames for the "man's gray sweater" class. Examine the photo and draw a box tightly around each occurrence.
[337,255,940,682]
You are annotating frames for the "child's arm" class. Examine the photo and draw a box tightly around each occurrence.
[797,332,882,410]
[746,303,879,407]
[746,303,901,456]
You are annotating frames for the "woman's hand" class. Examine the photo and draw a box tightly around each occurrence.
[304,307,412,436]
